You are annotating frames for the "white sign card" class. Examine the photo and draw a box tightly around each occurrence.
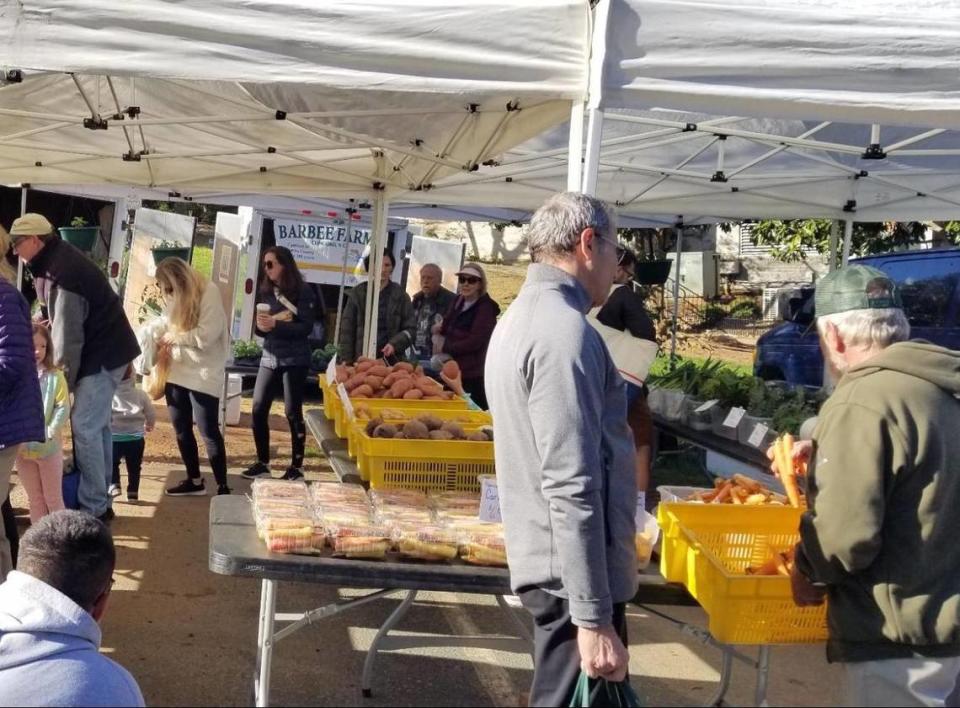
[748,423,770,447]
[478,475,501,523]
[695,399,719,414]
[326,354,338,384]
[336,382,354,419]
[722,407,746,428]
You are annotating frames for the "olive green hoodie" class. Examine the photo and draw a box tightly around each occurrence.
[797,341,960,662]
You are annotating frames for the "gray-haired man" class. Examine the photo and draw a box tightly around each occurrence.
[0,510,145,706]
[485,192,637,706]
[787,265,960,707]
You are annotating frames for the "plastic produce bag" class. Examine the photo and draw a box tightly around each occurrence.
[569,672,642,708]
[634,507,661,571]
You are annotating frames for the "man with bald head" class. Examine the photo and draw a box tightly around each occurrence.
[409,263,456,360]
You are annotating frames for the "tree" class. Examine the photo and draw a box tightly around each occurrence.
[749,220,956,265]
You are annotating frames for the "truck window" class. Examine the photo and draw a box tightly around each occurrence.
[872,258,960,328]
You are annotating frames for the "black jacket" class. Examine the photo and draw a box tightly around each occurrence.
[597,284,656,342]
[255,285,316,369]
[28,235,140,390]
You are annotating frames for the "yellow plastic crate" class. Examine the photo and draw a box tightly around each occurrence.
[358,435,494,492]
[319,375,338,421]
[334,395,467,440]
[658,503,828,645]
[347,407,491,460]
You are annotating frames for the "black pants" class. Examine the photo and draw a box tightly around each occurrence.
[1,496,17,567]
[252,365,307,469]
[518,588,629,707]
[462,376,488,410]
[111,438,145,493]
[165,383,228,487]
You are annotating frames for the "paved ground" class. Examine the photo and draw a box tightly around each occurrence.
[8,400,844,707]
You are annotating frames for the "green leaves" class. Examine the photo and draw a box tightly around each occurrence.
[750,220,936,264]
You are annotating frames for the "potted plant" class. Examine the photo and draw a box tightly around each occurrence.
[310,344,339,372]
[738,379,785,448]
[697,368,752,440]
[151,239,192,266]
[232,339,263,367]
[136,283,165,325]
[59,216,99,252]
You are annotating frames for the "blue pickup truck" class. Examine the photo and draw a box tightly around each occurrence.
[754,248,960,386]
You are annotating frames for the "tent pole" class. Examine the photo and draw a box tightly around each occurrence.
[16,186,27,291]
[364,193,389,358]
[669,221,684,362]
[841,220,854,266]
[567,101,584,191]
[581,109,604,196]
[332,208,355,351]
[828,220,840,272]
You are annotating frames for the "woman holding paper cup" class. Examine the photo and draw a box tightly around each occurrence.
[243,246,315,482]
[594,247,658,499]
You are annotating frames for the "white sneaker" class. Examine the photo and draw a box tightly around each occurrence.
[108,484,121,498]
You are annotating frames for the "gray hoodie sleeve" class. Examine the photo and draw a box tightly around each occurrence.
[525,330,613,627]
[140,390,157,429]
[50,287,88,391]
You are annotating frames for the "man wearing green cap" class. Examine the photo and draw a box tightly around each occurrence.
[789,264,960,706]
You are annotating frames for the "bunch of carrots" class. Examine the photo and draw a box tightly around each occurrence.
[747,547,796,576]
[771,433,806,509]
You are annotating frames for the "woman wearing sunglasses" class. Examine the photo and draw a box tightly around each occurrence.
[596,247,657,500]
[337,249,415,364]
[154,258,231,497]
[433,263,500,409]
[243,246,315,481]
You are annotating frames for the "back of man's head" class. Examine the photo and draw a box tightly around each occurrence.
[18,511,115,612]
[527,192,616,263]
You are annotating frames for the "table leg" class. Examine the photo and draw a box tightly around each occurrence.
[361,589,418,698]
[256,579,278,707]
[705,647,733,707]
[754,646,771,707]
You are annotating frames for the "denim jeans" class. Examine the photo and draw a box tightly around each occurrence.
[73,365,126,517]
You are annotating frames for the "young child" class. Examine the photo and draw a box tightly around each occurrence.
[110,365,156,502]
[16,324,69,524]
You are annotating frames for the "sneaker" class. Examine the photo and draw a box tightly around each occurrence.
[281,466,304,481]
[217,485,232,496]
[108,484,121,498]
[241,462,271,480]
[127,491,139,502]
[165,479,207,496]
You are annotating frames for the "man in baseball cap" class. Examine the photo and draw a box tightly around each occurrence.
[9,213,139,524]
[787,264,960,706]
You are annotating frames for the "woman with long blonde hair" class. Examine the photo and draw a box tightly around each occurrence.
[154,258,231,496]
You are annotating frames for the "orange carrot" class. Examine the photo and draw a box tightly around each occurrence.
[780,434,803,508]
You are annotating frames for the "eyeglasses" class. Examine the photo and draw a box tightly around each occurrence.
[458,275,480,285]
[263,260,277,270]
[11,235,30,249]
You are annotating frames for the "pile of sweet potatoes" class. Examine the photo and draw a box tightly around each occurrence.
[362,413,494,442]
[334,358,459,401]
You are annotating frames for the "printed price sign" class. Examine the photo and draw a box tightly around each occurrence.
[337,382,354,419]
[723,407,746,428]
[479,476,501,523]
[695,399,719,414]
[326,354,338,383]
[748,423,769,447]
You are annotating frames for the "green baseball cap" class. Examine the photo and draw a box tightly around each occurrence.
[815,264,902,317]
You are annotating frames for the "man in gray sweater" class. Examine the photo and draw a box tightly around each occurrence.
[485,192,638,706]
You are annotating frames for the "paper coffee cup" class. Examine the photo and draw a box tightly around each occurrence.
[256,304,270,314]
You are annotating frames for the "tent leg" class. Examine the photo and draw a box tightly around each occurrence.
[828,220,840,273]
[332,213,355,350]
[364,193,390,359]
[16,187,27,291]
[567,101,585,191]
[841,220,854,266]
[669,223,683,362]
[581,108,604,196]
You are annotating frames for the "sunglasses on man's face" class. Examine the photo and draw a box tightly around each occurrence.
[458,275,480,285]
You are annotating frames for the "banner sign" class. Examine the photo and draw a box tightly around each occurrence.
[274,218,371,286]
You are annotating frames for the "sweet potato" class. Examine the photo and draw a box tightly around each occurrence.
[356,360,376,373]
[368,365,390,379]
[364,376,384,391]
[365,417,383,436]
[390,379,415,398]
[418,415,444,431]
[402,420,430,440]
[335,365,350,383]
[440,421,466,440]
[345,374,366,391]
[394,362,415,373]
[429,430,455,440]
[402,388,424,400]
[352,384,374,398]
[382,371,407,387]
[373,423,398,438]
[442,360,461,379]
[466,431,489,442]
[424,395,445,401]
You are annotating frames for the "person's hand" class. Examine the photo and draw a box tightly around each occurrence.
[431,321,443,335]
[766,439,813,476]
[790,548,827,607]
[274,310,293,322]
[257,314,276,332]
[577,625,629,682]
[156,339,172,362]
[440,369,465,397]
[145,422,155,433]
[381,343,396,359]
[160,332,177,346]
